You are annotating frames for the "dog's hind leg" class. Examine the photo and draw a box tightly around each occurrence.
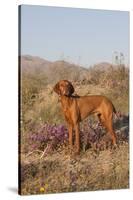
[103,117,117,145]
[98,113,117,146]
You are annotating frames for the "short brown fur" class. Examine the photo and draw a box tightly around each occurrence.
[53,80,117,153]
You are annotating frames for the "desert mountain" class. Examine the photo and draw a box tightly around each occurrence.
[20,55,90,83]
[21,55,122,85]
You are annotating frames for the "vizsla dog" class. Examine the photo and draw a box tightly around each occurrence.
[53,80,117,154]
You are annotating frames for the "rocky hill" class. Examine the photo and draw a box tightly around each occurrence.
[20,55,92,83]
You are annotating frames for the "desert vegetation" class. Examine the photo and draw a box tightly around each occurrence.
[19,55,129,195]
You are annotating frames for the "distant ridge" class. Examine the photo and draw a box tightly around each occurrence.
[21,55,90,83]
[21,55,125,84]
[93,62,112,71]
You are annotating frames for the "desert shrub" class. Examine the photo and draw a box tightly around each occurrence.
[21,163,38,182]
[87,65,129,90]
[26,113,129,154]
[28,124,68,153]
[21,73,51,131]
[87,67,104,85]
[21,73,48,106]
[105,66,128,89]
[21,87,64,135]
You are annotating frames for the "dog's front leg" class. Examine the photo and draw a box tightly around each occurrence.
[68,124,73,150]
[75,123,80,154]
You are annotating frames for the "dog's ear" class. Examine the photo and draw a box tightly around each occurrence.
[53,82,60,95]
[69,82,74,95]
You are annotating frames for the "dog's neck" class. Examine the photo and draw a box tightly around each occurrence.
[59,95,74,111]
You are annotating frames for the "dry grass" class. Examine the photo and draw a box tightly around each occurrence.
[20,143,129,195]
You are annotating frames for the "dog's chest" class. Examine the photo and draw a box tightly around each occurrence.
[60,96,79,123]
[61,102,73,123]
[62,106,71,122]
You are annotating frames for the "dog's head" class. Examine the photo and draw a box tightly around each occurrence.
[53,80,74,96]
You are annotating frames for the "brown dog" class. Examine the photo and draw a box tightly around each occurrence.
[53,80,117,153]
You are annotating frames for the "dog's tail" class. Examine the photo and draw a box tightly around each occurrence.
[112,104,119,119]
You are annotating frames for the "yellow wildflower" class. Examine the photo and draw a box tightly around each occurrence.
[40,187,45,192]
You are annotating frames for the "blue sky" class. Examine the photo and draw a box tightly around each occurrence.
[20,5,129,67]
